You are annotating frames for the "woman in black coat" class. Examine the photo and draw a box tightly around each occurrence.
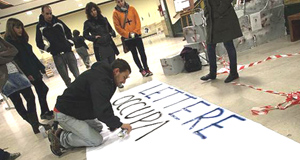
[83,2,119,64]
[4,18,53,120]
[200,0,243,83]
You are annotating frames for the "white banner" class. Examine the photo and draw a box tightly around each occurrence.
[87,81,300,160]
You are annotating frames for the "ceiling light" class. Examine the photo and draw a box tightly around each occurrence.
[78,3,83,7]
[23,0,31,2]
[26,11,32,15]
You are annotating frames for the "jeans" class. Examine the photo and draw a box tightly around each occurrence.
[53,52,80,86]
[125,38,149,71]
[207,40,238,74]
[55,112,103,149]
[31,79,50,115]
[76,46,90,67]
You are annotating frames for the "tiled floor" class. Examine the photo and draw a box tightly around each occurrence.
[1,34,300,160]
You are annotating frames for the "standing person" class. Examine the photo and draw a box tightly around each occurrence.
[72,29,91,69]
[113,0,153,77]
[83,2,119,64]
[200,0,242,83]
[0,37,50,134]
[5,18,53,120]
[36,5,80,87]
[47,59,132,156]
[0,148,20,160]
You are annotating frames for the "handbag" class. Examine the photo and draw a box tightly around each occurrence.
[121,11,129,53]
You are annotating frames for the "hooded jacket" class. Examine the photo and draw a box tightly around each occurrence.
[113,3,141,39]
[55,61,122,129]
[36,15,73,56]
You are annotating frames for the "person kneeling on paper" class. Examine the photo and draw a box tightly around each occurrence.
[48,59,132,156]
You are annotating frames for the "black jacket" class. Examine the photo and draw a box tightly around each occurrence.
[5,36,45,80]
[72,36,89,49]
[36,15,74,56]
[55,62,122,129]
[204,0,242,44]
[83,15,119,59]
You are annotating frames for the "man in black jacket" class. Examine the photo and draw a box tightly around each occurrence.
[36,5,79,86]
[48,59,132,156]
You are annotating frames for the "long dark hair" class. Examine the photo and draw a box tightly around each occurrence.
[4,18,29,42]
[85,2,101,20]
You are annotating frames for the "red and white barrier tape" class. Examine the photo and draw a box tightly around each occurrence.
[216,53,300,75]
[251,91,300,115]
[231,82,300,115]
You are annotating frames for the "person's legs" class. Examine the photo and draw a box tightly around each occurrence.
[8,91,28,121]
[84,119,103,133]
[93,46,101,61]
[223,40,238,74]
[135,38,149,70]
[201,43,217,80]
[223,40,239,83]
[135,38,153,76]
[53,55,71,86]
[31,79,50,116]
[76,47,90,68]
[64,52,80,79]
[107,54,116,64]
[126,40,144,72]
[55,112,103,149]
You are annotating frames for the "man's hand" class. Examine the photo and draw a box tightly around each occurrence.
[121,123,132,134]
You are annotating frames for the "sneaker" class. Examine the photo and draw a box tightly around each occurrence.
[145,69,153,76]
[48,128,63,156]
[41,111,54,120]
[8,152,21,160]
[140,70,149,77]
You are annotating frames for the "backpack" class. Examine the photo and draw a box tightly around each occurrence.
[180,47,202,72]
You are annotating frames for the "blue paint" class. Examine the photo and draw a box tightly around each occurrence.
[152,88,180,102]
[183,108,224,130]
[139,83,163,95]
[145,87,173,99]
[163,93,197,108]
[169,101,211,120]
[193,114,246,139]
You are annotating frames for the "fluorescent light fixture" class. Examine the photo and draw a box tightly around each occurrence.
[26,11,32,15]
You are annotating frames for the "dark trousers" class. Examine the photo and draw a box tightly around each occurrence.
[101,54,116,64]
[31,79,49,115]
[207,40,238,74]
[93,46,101,62]
[0,148,10,160]
[125,38,149,71]
[9,87,36,120]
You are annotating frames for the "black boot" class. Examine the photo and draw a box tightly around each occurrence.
[224,73,239,83]
[200,73,216,81]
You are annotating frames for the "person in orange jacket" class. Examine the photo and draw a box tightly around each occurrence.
[113,0,153,77]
